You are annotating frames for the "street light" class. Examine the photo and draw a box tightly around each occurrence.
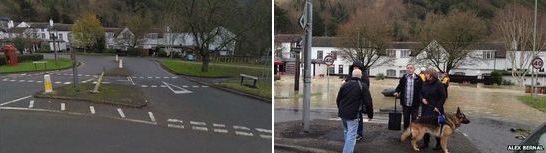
[50,33,58,65]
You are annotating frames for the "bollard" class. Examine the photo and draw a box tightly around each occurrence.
[44,74,53,93]
[119,59,123,68]
[115,55,119,62]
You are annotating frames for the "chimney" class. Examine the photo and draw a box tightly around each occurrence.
[49,18,53,27]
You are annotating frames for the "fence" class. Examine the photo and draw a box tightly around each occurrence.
[195,56,267,65]
[450,75,494,85]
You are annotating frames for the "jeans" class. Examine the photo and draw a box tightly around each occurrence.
[342,118,359,153]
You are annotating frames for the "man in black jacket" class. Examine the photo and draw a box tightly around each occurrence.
[345,61,370,141]
[394,64,423,129]
[337,69,373,153]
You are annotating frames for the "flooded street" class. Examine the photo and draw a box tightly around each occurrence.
[275,76,546,126]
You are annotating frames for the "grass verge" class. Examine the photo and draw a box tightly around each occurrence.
[517,95,545,112]
[35,83,147,108]
[160,59,270,78]
[0,59,73,74]
[216,82,272,99]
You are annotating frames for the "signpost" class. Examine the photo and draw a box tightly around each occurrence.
[324,55,334,102]
[531,57,543,95]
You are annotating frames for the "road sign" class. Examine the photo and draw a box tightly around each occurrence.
[323,55,334,66]
[532,57,543,69]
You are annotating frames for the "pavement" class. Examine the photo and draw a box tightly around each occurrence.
[0,54,271,152]
[274,118,481,153]
[275,108,540,153]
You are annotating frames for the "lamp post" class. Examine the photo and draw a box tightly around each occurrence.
[50,33,58,65]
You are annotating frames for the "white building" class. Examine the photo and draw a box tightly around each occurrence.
[275,35,546,78]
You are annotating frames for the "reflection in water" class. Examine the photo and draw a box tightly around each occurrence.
[275,76,546,126]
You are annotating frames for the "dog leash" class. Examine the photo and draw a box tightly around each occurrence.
[422,103,446,136]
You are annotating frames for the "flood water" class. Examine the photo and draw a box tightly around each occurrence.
[275,76,546,126]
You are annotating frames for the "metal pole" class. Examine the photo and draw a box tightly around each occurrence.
[295,48,300,91]
[302,0,313,132]
[532,0,537,96]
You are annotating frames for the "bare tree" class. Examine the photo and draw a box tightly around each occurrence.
[335,7,394,70]
[492,4,546,86]
[412,11,487,73]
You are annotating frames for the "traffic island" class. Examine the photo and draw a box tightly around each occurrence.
[275,119,481,153]
[34,83,147,108]
[0,59,75,74]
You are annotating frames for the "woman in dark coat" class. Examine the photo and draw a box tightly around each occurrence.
[420,68,447,150]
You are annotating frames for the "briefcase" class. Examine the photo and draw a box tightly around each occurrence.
[388,97,402,130]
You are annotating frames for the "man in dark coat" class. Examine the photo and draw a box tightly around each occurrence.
[420,68,447,150]
[337,69,373,153]
[394,64,423,129]
[345,61,370,141]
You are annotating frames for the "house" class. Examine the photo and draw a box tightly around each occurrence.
[275,34,546,80]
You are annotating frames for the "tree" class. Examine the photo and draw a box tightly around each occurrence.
[412,11,487,73]
[71,13,105,53]
[126,13,153,48]
[167,0,254,72]
[336,7,394,70]
[274,4,292,34]
[492,4,546,86]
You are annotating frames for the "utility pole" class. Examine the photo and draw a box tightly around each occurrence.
[532,0,537,96]
[302,0,313,132]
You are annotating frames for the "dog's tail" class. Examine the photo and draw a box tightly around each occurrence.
[400,126,412,142]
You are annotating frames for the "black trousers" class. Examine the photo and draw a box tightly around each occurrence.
[423,134,441,147]
[402,106,418,130]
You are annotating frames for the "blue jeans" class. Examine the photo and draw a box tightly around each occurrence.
[342,118,359,153]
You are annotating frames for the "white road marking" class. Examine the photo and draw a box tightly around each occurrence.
[167,119,184,123]
[260,135,272,139]
[213,129,229,133]
[213,123,226,127]
[141,85,148,87]
[55,81,62,84]
[28,100,34,108]
[140,77,144,79]
[36,81,43,83]
[148,112,156,122]
[151,85,158,88]
[255,128,272,133]
[61,103,66,111]
[27,80,34,82]
[233,125,251,131]
[89,106,95,114]
[192,86,199,88]
[117,108,126,118]
[85,75,90,77]
[167,124,184,129]
[235,131,254,136]
[19,80,26,82]
[1,79,7,81]
[77,74,82,76]
[463,133,468,137]
[190,121,206,126]
[0,95,32,106]
[64,82,71,84]
[182,85,188,88]
[163,77,169,79]
[201,86,209,88]
[132,76,137,78]
[162,81,192,94]
[192,126,208,131]
[127,77,135,85]
[155,77,160,79]
[10,80,16,82]
[148,77,153,79]
[172,77,178,79]
[160,85,166,87]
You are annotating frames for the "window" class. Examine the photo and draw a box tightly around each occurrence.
[59,33,63,40]
[317,50,323,59]
[482,51,495,59]
[387,49,396,57]
[387,69,396,77]
[400,50,410,58]
[41,33,45,39]
[399,70,407,77]
[339,65,344,74]
[328,65,335,74]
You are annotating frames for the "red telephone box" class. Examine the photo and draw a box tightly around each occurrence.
[2,44,18,66]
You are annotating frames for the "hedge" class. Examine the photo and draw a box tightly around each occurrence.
[0,54,44,65]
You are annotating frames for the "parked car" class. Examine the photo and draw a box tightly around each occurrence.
[183,54,195,61]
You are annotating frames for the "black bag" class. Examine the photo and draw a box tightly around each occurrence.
[388,97,402,130]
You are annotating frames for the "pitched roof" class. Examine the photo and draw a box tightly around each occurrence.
[274,34,302,43]
[28,22,49,29]
[51,23,72,31]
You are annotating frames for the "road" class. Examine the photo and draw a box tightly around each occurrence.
[0,54,271,153]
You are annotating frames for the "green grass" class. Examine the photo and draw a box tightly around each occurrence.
[35,83,147,107]
[160,59,270,78]
[517,96,546,112]
[0,58,73,74]
[217,82,271,99]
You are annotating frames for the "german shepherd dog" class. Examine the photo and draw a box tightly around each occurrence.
[401,107,470,153]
